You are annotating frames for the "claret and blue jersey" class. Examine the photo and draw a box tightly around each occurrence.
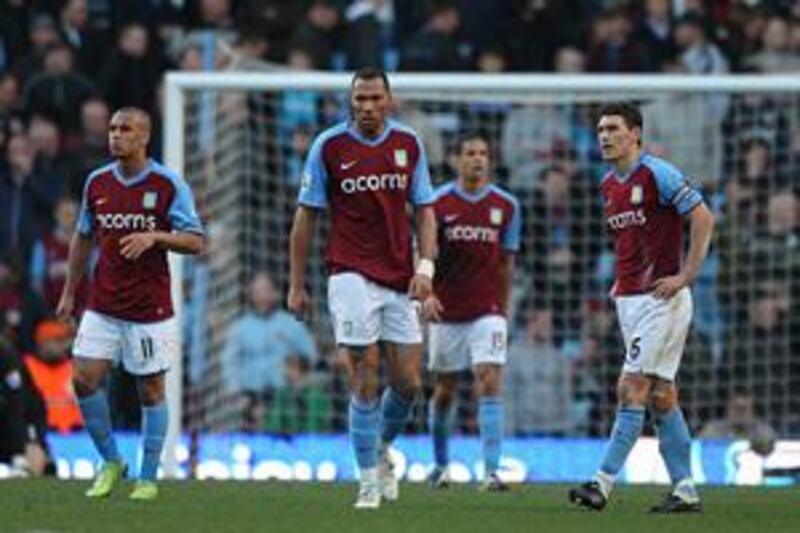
[297,119,434,292]
[600,153,703,296]
[432,181,521,322]
[77,159,203,322]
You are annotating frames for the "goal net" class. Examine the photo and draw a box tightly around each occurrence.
[165,71,800,470]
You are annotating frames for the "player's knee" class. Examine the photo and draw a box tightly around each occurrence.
[475,365,501,397]
[433,382,456,408]
[649,385,677,415]
[392,377,420,402]
[72,368,101,397]
[617,375,649,407]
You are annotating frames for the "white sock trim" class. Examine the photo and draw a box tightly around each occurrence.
[595,470,615,499]
[360,467,378,485]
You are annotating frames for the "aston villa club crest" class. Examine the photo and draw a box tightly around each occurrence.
[142,191,158,209]
[490,207,504,225]
[394,149,408,167]
[630,185,643,205]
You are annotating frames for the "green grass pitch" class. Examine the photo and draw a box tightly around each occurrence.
[2,480,798,533]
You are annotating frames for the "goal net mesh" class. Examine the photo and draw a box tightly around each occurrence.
[175,73,800,443]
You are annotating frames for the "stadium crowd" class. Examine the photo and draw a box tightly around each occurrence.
[1,0,799,472]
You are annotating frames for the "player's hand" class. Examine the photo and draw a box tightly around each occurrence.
[287,286,312,321]
[408,273,433,301]
[119,232,157,260]
[652,274,688,300]
[55,292,75,323]
[421,295,444,322]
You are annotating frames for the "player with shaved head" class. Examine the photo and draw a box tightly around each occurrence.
[57,107,205,501]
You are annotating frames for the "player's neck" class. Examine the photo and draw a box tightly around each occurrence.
[612,148,642,176]
[459,177,490,194]
[117,154,150,179]
[356,123,386,140]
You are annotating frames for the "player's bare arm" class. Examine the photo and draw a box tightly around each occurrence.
[409,205,437,301]
[498,253,515,314]
[119,231,204,260]
[652,202,715,299]
[288,206,317,318]
[56,232,93,321]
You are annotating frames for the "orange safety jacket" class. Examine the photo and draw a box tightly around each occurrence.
[24,355,83,434]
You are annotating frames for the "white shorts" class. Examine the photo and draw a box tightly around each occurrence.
[74,310,177,376]
[428,315,507,373]
[327,272,422,346]
[615,287,692,380]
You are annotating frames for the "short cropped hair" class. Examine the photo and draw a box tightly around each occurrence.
[351,68,391,93]
[597,101,643,130]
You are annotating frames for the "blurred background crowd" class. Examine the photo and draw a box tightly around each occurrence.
[2,0,799,474]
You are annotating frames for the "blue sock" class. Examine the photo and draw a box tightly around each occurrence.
[350,397,380,470]
[78,390,121,463]
[599,407,645,476]
[654,407,693,484]
[478,396,503,475]
[379,387,414,445]
[428,401,452,468]
[140,402,168,481]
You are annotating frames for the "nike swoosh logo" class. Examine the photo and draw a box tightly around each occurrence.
[340,160,358,170]
[96,198,108,205]
[444,214,459,223]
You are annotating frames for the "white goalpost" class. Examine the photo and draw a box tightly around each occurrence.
[162,72,800,478]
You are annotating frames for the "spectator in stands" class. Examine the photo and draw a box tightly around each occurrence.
[744,15,800,73]
[69,98,109,195]
[790,16,800,54]
[586,7,651,73]
[524,159,601,341]
[674,11,729,75]
[0,334,53,476]
[221,271,317,397]
[701,389,776,445]
[0,72,21,121]
[400,1,467,71]
[58,0,107,74]
[506,0,570,71]
[475,45,507,73]
[0,134,55,262]
[0,253,47,354]
[505,308,574,436]
[22,42,97,135]
[190,0,238,30]
[11,14,61,87]
[178,43,204,71]
[501,104,571,190]
[277,46,319,147]
[344,0,395,70]
[748,190,800,305]
[263,354,333,434]
[636,0,676,71]
[23,320,82,434]
[290,0,342,69]
[241,1,305,60]
[284,124,313,188]
[97,22,162,115]
[0,0,28,72]
[554,46,586,73]
[28,115,76,204]
[395,99,445,173]
[722,280,798,435]
[29,197,87,315]
[641,89,724,191]
[722,93,789,180]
